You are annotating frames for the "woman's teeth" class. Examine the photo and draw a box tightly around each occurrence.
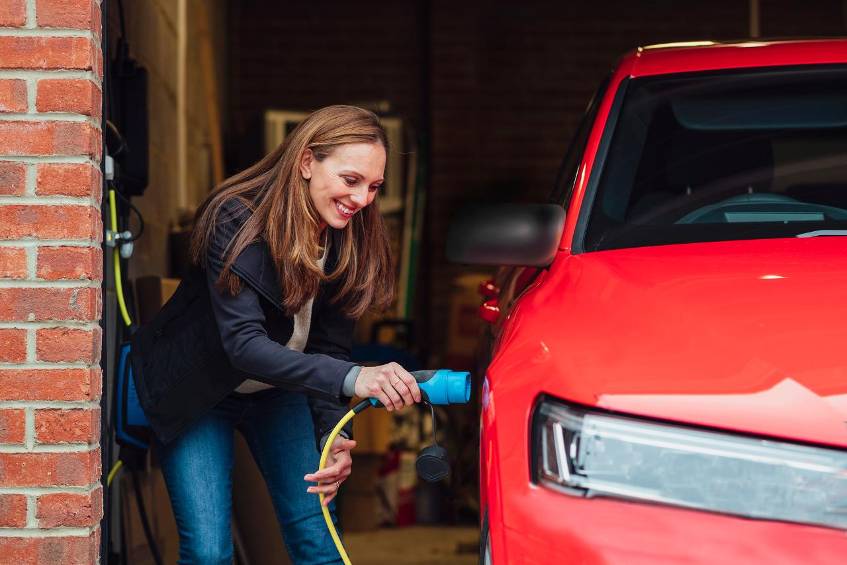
[335,200,355,218]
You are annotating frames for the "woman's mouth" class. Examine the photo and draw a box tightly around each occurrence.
[334,199,356,219]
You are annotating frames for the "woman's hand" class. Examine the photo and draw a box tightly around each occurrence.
[304,436,357,506]
[354,362,421,411]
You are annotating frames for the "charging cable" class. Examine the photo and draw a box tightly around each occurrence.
[316,369,471,564]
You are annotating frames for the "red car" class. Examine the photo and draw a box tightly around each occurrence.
[448,39,847,563]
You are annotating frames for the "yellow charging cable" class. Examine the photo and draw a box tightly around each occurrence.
[319,408,357,565]
[317,400,373,565]
[108,189,133,490]
[107,459,124,486]
[108,189,133,327]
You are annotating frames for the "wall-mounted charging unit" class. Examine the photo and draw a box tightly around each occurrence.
[115,343,150,450]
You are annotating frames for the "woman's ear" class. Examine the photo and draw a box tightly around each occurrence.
[299,149,313,180]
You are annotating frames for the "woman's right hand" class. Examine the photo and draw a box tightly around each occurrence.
[353,362,421,411]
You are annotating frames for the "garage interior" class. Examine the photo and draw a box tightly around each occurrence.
[100,1,844,563]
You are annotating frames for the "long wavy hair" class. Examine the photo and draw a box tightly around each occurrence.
[190,105,394,318]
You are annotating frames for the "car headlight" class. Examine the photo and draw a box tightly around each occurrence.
[533,396,847,530]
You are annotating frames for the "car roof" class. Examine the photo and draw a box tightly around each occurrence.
[622,38,847,77]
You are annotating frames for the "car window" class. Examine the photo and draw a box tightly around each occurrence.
[549,75,610,208]
[584,65,847,251]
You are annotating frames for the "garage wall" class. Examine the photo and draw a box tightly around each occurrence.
[761,0,846,35]
[226,0,425,171]
[227,0,845,363]
[111,0,177,280]
[111,0,227,280]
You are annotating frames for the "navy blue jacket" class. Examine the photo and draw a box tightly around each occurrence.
[130,199,356,446]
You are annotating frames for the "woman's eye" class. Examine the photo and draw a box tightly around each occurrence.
[369,184,383,193]
[343,177,357,186]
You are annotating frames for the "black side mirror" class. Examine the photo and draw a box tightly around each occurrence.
[446,204,565,267]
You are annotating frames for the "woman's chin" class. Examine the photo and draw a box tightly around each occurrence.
[325,215,351,229]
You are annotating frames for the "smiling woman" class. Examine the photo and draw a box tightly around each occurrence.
[192,105,395,319]
[130,105,422,564]
[301,141,386,231]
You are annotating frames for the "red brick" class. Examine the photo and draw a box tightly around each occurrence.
[0,449,100,487]
[36,0,99,31]
[0,79,27,113]
[0,328,27,362]
[0,37,95,71]
[0,494,27,527]
[37,246,101,280]
[0,409,25,444]
[0,368,100,401]
[35,408,99,444]
[36,162,101,200]
[36,79,101,118]
[93,4,102,39]
[43,245,102,280]
[90,43,103,80]
[0,121,99,157]
[0,162,26,196]
[36,326,100,363]
[37,487,101,528]
[0,205,101,241]
[58,121,101,157]
[0,533,99,564]
[0,287,100,322]
[0,0,26,27]
[0,247,27,279]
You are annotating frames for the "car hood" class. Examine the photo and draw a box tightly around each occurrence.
[492,237,847,448]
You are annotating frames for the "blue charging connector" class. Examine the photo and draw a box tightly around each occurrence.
[368,369,471,407]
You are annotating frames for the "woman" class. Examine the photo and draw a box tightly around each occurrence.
[130,105,421,564]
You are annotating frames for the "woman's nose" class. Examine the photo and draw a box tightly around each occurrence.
[349,186,368,206]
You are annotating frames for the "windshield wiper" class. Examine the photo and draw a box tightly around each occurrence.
[796,230,847,238]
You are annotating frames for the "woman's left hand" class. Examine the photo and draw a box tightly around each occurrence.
[304,436,357,506]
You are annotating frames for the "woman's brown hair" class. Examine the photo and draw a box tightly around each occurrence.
[190,105,393,318]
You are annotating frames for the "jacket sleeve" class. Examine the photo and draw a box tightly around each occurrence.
[304,291,358,448]
[205,213,356,403]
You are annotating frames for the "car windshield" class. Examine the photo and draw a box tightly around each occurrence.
[584,65,847,251]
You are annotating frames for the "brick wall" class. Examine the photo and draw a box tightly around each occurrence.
[0,0,104,563]
[227,0,425,172]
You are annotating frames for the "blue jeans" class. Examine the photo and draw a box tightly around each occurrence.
[156,388,343,564]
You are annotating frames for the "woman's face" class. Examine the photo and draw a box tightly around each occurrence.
[300,142,386,231]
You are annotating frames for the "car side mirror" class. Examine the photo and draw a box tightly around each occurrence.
[446,204,565,267]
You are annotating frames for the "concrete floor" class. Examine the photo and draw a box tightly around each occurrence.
[344,526,479,564]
